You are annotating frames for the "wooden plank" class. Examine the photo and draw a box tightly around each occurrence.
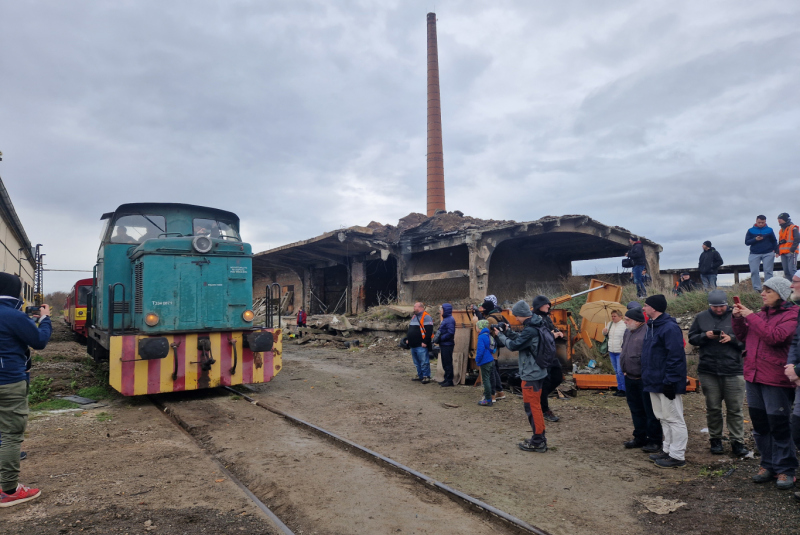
[403,269,469,283]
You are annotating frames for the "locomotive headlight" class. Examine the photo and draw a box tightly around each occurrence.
[145,313,160,326]
[192,235,213,254]
[242,310,255,322]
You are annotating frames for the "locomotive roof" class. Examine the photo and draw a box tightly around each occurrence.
[101,203,239,223]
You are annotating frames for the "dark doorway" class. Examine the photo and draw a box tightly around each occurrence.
[365,256,398,308]
[322,264,349,314]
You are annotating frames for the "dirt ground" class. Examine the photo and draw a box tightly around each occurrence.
[4,323,800,534]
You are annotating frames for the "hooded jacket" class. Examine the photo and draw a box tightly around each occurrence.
[688,307,744,376]
[0,298,52,386]
[787,309,800,373]
[745,224,779,255]
[641,312,687,394]
[732,302,799,387]
[627,241,647,266]
[475,327,494,366]
[620,323,646,377]
[438,303,455,347]
[497,315,547,381]
[698,247,724,275]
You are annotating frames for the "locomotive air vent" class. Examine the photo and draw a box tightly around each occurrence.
[134,263,143,313]
[192,235,213,254]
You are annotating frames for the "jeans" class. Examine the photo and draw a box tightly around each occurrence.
[781,253,797,281]
[479,362,494,401]
[625,376,662,445]
[650,392,688,461]
[0,380,28,493]
[748,252,774,291]
[540,365,564,413]
[522,379,546,446]
[699,374,745,442]
[746,381,797,476]
[632,264,647,297]
[410,347,431,379]
[700,274,717,290]
[439,345,454,384]
[609,352,624,391]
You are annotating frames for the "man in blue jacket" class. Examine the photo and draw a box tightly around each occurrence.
[641,294,688,468]
[437,303,456,387]
[746,215,778,292]
[0,272,52,507]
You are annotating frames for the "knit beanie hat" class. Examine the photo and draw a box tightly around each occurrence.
[626,301,642,310]
[0,272,22,298]
[763,277,792,301]
[480,295,498,311]
[625,308,645,323]
[778,212,790,222]
[703,240,712,247]
[644,294,668,313]
[476,319,489,330]
[707,290,728,307]
[511,300,532,317]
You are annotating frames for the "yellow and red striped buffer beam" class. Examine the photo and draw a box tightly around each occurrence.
[109,329,282,396]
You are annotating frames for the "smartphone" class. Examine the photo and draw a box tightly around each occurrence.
[733,296,741,305]
[712,329,722,336]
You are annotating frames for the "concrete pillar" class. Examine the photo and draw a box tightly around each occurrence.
[467,235,495,301]
[643,245,660,279]
[350,261,366,315]
[396,254,412,304]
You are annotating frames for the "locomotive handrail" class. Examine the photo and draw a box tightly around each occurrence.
[108,283,126,336]
[157,232,184,238]
[265,283,281,329]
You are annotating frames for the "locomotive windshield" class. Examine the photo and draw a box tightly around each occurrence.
[193,218,240,241]
[110,215,166,244]
[78,285,91,306]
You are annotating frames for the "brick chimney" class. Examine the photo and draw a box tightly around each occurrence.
[426,12,445,217]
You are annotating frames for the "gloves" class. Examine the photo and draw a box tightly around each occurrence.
[662,382,676,400]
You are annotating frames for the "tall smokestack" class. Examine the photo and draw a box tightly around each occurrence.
[426,12,445,217]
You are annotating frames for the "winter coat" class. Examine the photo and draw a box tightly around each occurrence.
[641,312,687,394]
[497,315,547,381]
[698,248,724,275]
[620,323,646,377]
[778,221,800,255]
[407,310,433,348]
[688,308,744,376]
[0,298,52,386]
[786,309,800,371]
[438,304,456,347]
[475,328,494,366]
[732,303,799,388]
[745,225,779,255]
[627,241,647,266]
[605,319,626,353]
[296,310,307,325]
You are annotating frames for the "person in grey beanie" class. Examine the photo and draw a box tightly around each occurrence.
[494,300,549,453]
[688,290,749,456]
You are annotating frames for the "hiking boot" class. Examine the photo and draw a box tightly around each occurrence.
[613,390,627,397]
[439,382,454,387]
[655,456,686,469]
[641,443,662,454]
[0,484,41,508]
[477,399,493,407]
[518,441,547,453]
[19,452,27,461]
[649,451,671,461]
[752,467,775,483]
[494,393,507,401]
[731,441,750,457]
[421,377,431,384]
[543,410,560,422]
[777,474,796,490]
[710,438,724,455]
[411,377,422,382]
[624,439,647,449]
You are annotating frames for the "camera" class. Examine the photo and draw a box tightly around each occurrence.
[25,305,41,315]
[712,329,722,336]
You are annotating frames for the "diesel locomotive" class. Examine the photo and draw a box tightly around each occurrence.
[63,277,92,339]
[85,203,282,396]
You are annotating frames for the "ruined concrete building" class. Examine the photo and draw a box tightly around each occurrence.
[252,212,662,315]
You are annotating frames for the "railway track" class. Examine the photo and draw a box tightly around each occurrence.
[151,387,552,535]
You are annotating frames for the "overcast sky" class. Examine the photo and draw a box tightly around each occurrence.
[1,0,798,292]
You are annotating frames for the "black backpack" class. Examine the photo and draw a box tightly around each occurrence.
[532,324,558,369]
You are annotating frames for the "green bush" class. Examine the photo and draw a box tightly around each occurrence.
[77,385,113,400]
[28,376,53,405]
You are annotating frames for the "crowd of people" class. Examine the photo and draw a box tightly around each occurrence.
[405,273,800,499]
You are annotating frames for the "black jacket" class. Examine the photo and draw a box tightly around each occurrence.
[687,307,744,376]
[628,242,647,266]
[698,248,724,275]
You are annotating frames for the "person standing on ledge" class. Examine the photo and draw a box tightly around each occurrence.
[745,215,778,292]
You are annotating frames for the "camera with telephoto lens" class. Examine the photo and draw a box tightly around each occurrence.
[25,305,41,315]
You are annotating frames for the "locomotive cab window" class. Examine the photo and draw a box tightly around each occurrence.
[193,218,240,241]
[78,285,91,306]
[110,215,166,244]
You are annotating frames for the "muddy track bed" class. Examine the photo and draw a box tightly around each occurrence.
[154,389,530,535]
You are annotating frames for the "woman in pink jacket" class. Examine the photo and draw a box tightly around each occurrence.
[732,277,799,491]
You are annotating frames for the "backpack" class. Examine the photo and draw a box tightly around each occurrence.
[532,324,558,369]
